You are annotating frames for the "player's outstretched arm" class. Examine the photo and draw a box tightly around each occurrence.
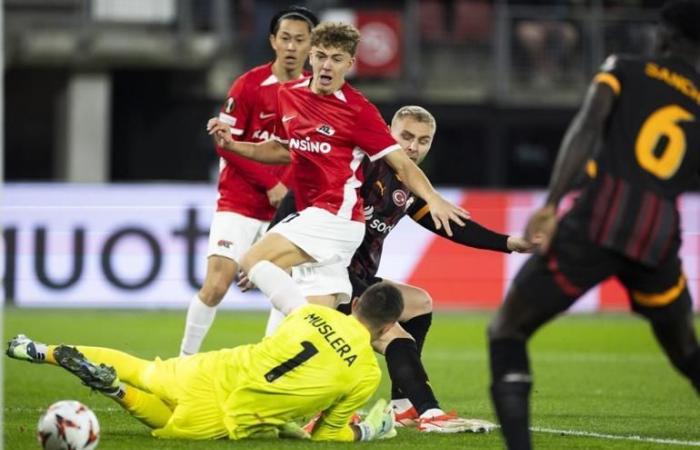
[409,199,535,253]
[207,118,291,164]
[524,205,558,252]
[382,150,469,237]
[525,77,616,251]
[409,198,513,252]
[545,80,615,208]
[310,370,395,442]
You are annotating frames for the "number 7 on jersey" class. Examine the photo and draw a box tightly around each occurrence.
[264,341,319,382]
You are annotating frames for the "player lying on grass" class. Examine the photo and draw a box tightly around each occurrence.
[260,105,533,433]
[6,282,402,442]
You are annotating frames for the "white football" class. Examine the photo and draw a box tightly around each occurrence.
[37,400,100,450]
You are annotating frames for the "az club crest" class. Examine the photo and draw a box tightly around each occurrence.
[316,124,335,136]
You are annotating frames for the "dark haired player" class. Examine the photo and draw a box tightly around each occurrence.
[488,1,700,448]
[179,6,319,356]
[8,282,403,442]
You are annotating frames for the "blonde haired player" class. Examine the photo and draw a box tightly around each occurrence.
[264,105,529,432]
[7,282,403,442]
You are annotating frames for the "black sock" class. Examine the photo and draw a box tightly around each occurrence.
[489,338,532,450]
[400,312,433,355]
[392,313,433,399]
[385,338,439,413]
[680,348,700,394]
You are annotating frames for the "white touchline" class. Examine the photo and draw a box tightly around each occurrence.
[532,427,700,447]
[423,349,664,364]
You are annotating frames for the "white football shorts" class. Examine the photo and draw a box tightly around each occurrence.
[292,262,353,305]
[269,206,365,267]
[207,211,270,263]
[269,206,363,302]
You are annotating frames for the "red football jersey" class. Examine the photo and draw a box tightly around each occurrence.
[215,63,301,220]
[274,77,400,222]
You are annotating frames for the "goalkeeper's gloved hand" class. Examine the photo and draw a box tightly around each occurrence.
[356,398,396,441]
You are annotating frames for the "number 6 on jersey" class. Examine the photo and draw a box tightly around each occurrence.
[635,104,695,179]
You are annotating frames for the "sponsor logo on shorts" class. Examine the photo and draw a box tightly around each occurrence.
[217,239,233,249]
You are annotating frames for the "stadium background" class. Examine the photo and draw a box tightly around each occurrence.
[3,2,700,450]
[3,0,699,310]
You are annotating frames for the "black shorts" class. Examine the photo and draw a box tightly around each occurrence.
[513,222,689,320]
[336,272,383,315]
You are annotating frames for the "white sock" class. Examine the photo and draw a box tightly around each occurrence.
[106,382,127,400]
[180,295,217,356]
[391,398,414,412]
[248,261,307,315]
[420,408,446,419]
[33,343,49,362]
[265,307,287,336]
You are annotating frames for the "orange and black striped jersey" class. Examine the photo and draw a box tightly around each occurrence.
[563,54,700,266]
[349,159,510,281]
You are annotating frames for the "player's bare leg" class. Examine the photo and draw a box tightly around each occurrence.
[241,233,315,316]
[265,294,339,336]
[241,232,314,272]
[180,255,238,355]
[393,281,433,321]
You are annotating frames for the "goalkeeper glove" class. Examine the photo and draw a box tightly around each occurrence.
[357,398,396,441]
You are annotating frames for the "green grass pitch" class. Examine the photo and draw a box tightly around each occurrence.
[4,309,700,449]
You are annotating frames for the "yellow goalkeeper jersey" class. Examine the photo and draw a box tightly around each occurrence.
[217,304,380,441]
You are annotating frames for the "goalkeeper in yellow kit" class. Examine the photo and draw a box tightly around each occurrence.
[6,282,402,442]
